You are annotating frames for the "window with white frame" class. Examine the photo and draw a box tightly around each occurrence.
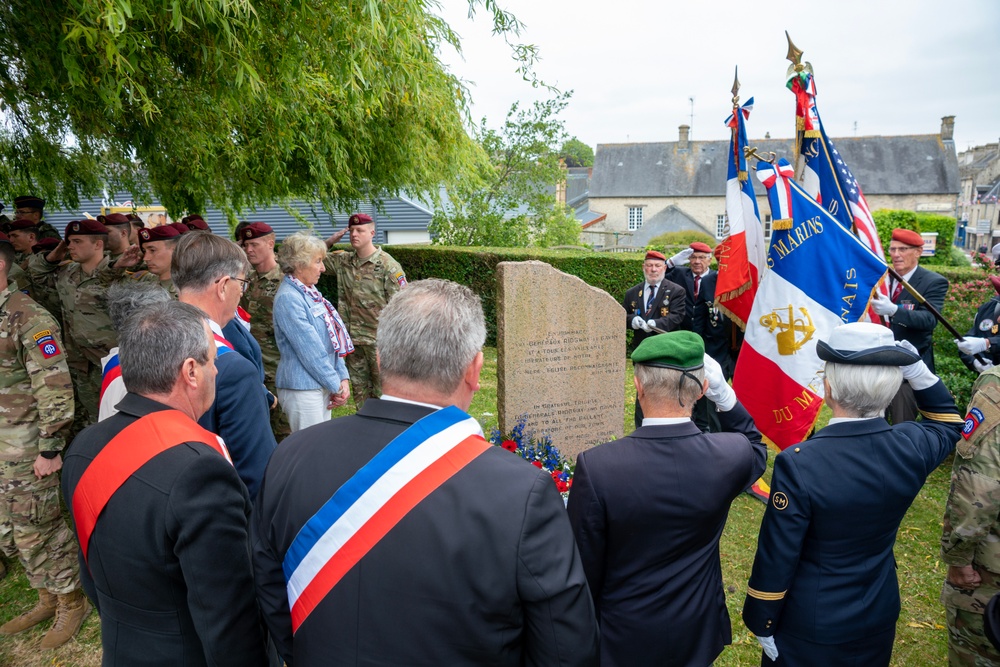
[716,214,728,239]
[628,206,644,231]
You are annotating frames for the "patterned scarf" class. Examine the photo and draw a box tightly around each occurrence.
[285,275,355,358]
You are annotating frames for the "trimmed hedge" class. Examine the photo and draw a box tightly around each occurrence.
[873,209,959,266]
[318,244,991,408]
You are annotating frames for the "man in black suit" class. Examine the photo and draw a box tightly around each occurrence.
[870,228,949,423]
[252,279,598,667]
[623,250,686,427]
[568,330,766,667]
[666,241,737,431]
[62,300,269,666]
[954,274,1000,373]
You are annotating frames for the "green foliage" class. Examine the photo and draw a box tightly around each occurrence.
[0,1,534,217]
[872,209,959,266]
[559,137,594,168]
[428,92,580,248]
[646,230,717,252]
[374,245,640,345]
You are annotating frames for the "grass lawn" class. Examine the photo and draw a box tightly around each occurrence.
[0,347,952,665]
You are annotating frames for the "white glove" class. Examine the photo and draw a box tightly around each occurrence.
[897,340,938,391]
[870,292,898,317]
[974,359,995,373]
[668,248,694,268]
[956,337,989,355]
[756,635,779,661]
[631,315,645,330]
[640,319,654,333]
[703,354,737,411]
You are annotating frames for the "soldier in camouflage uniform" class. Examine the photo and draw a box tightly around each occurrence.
[942,366,1000,666]
[324,213,407,409]
[12,196,60,243]
[27,220,118,433]
[0,232,90,649]
[113,225,181,298]
[239,222,290,439]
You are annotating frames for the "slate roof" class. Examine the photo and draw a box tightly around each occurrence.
[591,134,959,199]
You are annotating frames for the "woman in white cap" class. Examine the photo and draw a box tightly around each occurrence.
[742,322,964,666]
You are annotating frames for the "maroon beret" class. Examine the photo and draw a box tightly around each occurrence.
[645,250,666,262]
[7,218,39,232]
[166,222,189,235]
[103,213,131,226]
[64,219,110,237]
[689,242,713,254]
[891,228,923,248]
[348,213,374,227]
[185,216,210,231]
[0,231,10,245]
[32,237,60,254]
[242,222,274,240]
[138,225,180,246]
[14,195,44,210]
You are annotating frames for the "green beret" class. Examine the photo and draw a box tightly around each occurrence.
[631,331,705,370]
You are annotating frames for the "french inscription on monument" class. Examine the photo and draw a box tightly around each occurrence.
[497,261,625,459]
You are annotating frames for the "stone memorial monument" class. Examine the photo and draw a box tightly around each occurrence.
[497,260,625,459]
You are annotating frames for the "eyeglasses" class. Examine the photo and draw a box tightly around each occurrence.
[643,262,665,269]
[217,275,250,294]
[888,246,919,254]
[231,276,250,294]
[14,208,35,216]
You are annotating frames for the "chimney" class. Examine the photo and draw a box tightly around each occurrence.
[678,125,690,150]
[941,116,955,141]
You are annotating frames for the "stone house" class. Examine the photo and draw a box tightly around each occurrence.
[957,141,1000,252]
[584,117,960,249]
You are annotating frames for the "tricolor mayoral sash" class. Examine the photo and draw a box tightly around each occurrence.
[283,405,490,633]
[71,409,233,564]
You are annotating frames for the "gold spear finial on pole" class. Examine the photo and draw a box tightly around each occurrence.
[731,66,740,107]
[785,31,804,72]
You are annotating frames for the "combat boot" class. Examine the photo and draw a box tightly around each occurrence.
[40,589,90,649]
[0,589,57,634]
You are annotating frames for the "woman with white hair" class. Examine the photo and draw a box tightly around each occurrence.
[273,232,352,431]
[742,322,964,667]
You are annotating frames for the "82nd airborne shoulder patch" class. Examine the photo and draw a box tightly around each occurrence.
[32,329,61,359]
[963,407,985,440]
[393,271,407,287]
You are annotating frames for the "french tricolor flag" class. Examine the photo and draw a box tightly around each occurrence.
[733,158,887,449]
[715,97,766,330]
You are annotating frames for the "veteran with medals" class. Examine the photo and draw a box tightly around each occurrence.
[742,322,963,666]
[623,250,686,428]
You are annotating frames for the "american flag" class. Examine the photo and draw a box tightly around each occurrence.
[788,71,889,320]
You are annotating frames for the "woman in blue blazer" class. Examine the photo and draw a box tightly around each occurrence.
[273,232,352,431]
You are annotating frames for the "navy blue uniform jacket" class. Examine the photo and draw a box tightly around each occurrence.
[567,403,766,667]
[623,279,686,350]
[63,393,269,667]
[252,398,599,667]
[742,380,963,646]
[198,345,276,500]
[889,266,948,372]
[666,266,735,376]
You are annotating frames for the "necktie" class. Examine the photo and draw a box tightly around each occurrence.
[646,284,656,312]
[694,274,701,300]
[891,280,903,303]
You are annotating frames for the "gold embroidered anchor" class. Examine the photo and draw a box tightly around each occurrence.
[759,305,816,355]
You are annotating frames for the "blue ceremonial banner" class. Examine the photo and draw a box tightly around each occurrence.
[734,157,888,449]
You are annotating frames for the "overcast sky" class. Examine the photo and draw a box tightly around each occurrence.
[436,0,1000,154]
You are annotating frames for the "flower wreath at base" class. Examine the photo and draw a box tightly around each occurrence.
[490,414,573,501]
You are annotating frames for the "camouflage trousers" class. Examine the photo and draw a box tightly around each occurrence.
[946,606,1000,666]
[270,396,292,443]
[68,358,101,438]
[0,460,80,594]
[346,344,380,410]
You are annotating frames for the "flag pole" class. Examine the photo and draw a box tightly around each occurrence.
[886,267,985,362]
